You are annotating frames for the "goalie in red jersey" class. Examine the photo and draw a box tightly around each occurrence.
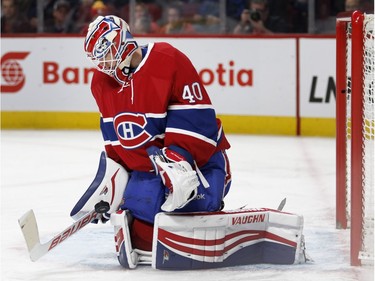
[70,15,308,269]
[70,15,232,265]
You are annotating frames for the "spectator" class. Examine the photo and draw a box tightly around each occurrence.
[74,0,98,34]
[1,0,35,33]
[132,2,159,34]
[159,3,195,34]
[314,0,336,34]
[44,0,75,33]
[345,0,361,11]
[17,0,38,33]
[91,0,109,18]
[226,0,248,33]
[288,0,308,33]
[233,0,288,34]
[232,8,253,34]
[192,0,222,34]
[43,0,77,31]
[345,0,374,12]
[75,0,110,34]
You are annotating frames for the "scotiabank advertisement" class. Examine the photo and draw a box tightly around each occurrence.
[0,36,335,119]
[1,38,97,112]
[155,37,297,116]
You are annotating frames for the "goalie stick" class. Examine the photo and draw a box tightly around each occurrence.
[239,198,287,212]
[18,197,289,263]
[18,209,99,262]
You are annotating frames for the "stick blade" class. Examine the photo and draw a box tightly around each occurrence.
[18,210,41,261]
[277,198,287,211]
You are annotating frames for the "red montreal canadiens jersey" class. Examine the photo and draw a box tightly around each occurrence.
[90,42,230,171]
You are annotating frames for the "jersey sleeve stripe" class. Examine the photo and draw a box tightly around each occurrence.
[104,139,120,146]
[145,112,167,118]
[101,118,118,142]
[150,133,165,141]
[166,127,217,147]
[168,104,214,110]
[102,117,114,122]
[217,122,223,141]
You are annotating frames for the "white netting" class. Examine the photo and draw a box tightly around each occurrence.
[345,21,352,229]
[359,14,374,264]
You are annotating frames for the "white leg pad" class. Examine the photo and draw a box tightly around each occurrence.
[111,210,152,268]
[111,210,138,269]
[152,208,307,270]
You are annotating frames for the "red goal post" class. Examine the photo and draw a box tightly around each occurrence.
[336,11,374,266]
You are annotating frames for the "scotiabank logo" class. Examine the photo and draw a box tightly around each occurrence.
[42,61,252,87]
[1,52,30,93]
[199,61,253,87]
[43,62,95,84]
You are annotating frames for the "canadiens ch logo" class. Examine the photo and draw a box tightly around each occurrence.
[113,113,152,149]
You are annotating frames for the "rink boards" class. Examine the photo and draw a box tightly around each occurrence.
[1,35,336,136]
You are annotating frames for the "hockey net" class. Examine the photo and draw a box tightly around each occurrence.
[336,11,374,266]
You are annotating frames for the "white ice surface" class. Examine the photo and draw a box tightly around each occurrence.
[1,130,373,281]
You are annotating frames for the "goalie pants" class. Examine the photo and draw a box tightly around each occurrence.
[119,150,232,224]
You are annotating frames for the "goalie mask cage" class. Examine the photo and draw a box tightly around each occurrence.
[336,11,374,266]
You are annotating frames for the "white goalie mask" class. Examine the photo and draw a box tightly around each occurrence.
[84,15,138,85]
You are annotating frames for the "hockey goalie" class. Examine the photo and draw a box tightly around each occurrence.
[76,14,309,269]
[19,14,308,270]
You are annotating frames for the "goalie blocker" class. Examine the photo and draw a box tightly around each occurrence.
[111,208,307,270]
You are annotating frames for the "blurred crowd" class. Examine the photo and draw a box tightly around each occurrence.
[1,0,374,35]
